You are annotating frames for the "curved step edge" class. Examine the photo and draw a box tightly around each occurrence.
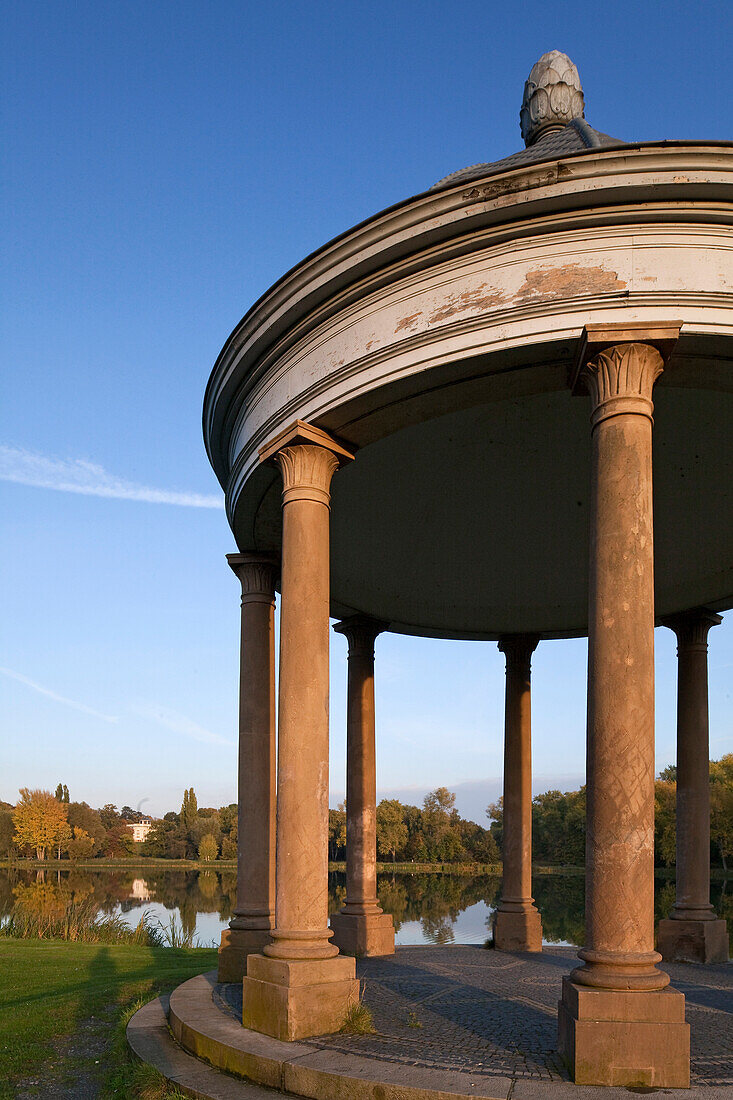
[167,972,513,1100]
[126,990,277,1099]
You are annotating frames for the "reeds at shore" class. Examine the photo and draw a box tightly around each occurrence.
[0,895,198,947]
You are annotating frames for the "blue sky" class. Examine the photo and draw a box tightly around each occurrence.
[2,0,731,822]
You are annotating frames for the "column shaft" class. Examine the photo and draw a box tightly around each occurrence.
[268,446,339,959]
[217,554,276,982]
[657,609,727,962]
[344,645,379,912]
[495,634,542,952]
[674,615,716,917]
[581,391,660,986]
[558,334,689,1088]
[234,559,277,929]
[242,430,359,1042]
[330,617,394,956]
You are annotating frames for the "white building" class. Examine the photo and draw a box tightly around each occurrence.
[129,818,153,843]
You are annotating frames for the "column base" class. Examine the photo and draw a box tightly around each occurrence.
[557,976,689,1087]
[329,910,395,957]
[494,907,543,952]
[242,953,359,1041]
[218,928,273,983]
[657,917,729,964]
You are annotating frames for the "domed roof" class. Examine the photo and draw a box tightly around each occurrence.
[432,51,622,190]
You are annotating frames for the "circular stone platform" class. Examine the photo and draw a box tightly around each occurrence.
[135,947,732,1099]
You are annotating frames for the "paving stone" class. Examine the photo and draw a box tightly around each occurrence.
[216,946,732,1086]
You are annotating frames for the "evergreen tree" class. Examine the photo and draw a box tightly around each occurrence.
[181,787,198,830]
[54,784,63,802]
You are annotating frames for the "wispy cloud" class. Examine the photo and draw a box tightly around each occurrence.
[0,666,119,723]
[132,703,233,747]
[0,445,223,508]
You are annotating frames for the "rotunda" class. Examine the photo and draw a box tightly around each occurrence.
[203,52,732,1087]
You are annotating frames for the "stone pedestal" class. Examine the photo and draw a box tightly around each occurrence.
[494,908,543,953]
[560,326,688,1088]
[329,911,395,958]
[242,954,358,1042]
[331,615,395,958]
[558,977,689,1087]
[218,554,277,982]
[495,634,542,953]
[242,423,359,1040]
[657,917,729,965]
[657,608,727,964]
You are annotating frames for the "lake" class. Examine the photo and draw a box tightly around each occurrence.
[1,866,730,949]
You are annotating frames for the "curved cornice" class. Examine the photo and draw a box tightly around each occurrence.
[203,142,733,489]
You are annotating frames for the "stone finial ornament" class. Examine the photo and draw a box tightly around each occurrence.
[520,50,585,147]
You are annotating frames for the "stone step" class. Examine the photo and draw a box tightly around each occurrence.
[165,971,514,1100]
[128,969,729,1100]
[126,991,280,1100]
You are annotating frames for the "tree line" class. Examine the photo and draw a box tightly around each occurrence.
[653,756,732,870]
[330,755,732,869]
[485,754,732,869]
[3,754,731,866]
[1,787,145,861]
[330,787,501,865]
[140,788,238,861]
[0,785,237,863]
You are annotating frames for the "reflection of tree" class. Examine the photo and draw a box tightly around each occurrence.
[377,872,500,931]
[14,880,70,922]
[3,866,724,948]
[376,878,408,930]
[422,913,455,943]
[328,873,347,916]
[654,881,676,924]
[198,871,218,902]
[328,870,497,936]
[218,871,236,921]
[0,869,18,917]
[532,874,584,945]
[480,876,502,910]
[179,897,198,942]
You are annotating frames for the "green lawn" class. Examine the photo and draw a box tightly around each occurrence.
[0,939,217,1098]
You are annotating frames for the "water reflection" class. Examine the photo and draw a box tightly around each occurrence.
[0,866,729,949]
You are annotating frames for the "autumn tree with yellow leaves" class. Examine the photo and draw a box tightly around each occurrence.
[13,788,70,860]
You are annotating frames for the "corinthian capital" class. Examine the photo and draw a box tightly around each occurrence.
[582,343,664,429]
[258,419,355,507]
[227,553,278,604]
[275,445,340,507]
[334,614,390,659]
[571,322,680,430]
[498,634,540,676]
[661,607,722,652]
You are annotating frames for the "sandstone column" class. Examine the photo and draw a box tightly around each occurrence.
[657,609,727,963]
[494,634,542,952]
[217,553,277,982]
[330,615,395,957]
[559,325,689,1088]
[242,421,359,1041]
